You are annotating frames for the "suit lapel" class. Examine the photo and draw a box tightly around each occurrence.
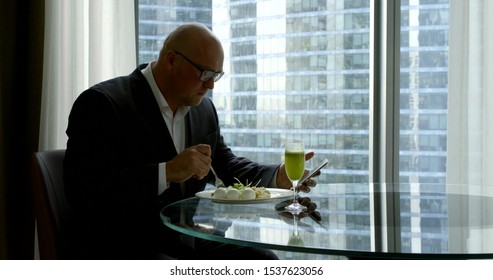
[186,107,198,147]
[185,99,214,146]
[130,68,177,161]
[183,101,215,197]
[129,68,184,203]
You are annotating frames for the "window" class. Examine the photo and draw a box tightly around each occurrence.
[137,0,451,258]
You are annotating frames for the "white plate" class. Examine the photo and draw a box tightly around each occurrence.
[195,188,295,204]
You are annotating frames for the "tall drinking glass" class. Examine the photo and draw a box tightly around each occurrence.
[284,141,306,213]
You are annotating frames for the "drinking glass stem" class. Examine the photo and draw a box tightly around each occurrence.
[292,180,298,203]
[285,179,306,213]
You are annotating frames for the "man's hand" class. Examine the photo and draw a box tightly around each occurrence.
[166,144,212,183]
[277,151,319,192]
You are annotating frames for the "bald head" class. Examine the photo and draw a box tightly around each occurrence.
[151,23,224,112]
[160,23,223,61]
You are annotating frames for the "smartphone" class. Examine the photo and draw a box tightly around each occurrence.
[299,158,328,185]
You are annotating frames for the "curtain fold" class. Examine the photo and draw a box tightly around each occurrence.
[446,0,493,186]
[447,0,493,254]
[39,0,137,151]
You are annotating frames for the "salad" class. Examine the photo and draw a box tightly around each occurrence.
[213,178,271,200]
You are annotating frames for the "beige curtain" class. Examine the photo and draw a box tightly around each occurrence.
[447,0,493,186]
[447,0,493,254]
[39,0,137,151]
[35,0,137,259]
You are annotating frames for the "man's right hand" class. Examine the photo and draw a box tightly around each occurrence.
[166,144,212,183]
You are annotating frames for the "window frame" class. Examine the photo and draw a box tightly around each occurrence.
[369,0,402,253]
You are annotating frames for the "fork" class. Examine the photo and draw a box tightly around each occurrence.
[210,166,226,188]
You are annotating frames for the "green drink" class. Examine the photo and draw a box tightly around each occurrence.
[284,141,307,213]
[285,151,305,180]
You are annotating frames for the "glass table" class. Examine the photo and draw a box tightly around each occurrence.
[160,183,493,259]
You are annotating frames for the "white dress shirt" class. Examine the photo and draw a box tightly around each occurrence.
[141,62,190,195]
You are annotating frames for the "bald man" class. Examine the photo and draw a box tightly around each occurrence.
[64,23,314,260]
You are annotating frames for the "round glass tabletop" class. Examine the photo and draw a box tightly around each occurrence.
[160,183,493,259]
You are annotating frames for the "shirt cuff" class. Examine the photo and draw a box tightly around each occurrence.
[158,162,169,195]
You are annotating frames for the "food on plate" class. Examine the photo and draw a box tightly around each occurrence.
[213,187,227,199]
[212,178,271,200]
[226,187,241,199]
[240,188,255,200]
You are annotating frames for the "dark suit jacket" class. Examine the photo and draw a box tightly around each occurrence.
[63,64,278,259]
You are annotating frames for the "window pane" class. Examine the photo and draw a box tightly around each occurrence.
[399,1,449,185]
[138,0,371,259]
[138,0,371,185]
[399,0,449,253]
[138,0,213,62]
[213,0,370,185]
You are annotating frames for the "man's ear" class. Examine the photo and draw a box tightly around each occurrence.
[165,51,177,66]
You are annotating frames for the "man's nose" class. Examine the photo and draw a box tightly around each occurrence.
[204,78,215,89]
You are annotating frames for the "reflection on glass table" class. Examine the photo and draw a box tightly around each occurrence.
[160,183,493,259]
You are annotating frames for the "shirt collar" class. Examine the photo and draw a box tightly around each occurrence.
[141,62,190,119]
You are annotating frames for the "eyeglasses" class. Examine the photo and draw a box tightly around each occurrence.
[174,51,224,82]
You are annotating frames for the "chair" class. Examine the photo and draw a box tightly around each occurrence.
[32,149,71,259]
[32,149,175,260]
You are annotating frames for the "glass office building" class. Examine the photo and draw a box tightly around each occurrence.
[138,0,449,257]
[212,0,371,185]
[399,0,449,254]
[138,0,213,63]
[400,0,449,184]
